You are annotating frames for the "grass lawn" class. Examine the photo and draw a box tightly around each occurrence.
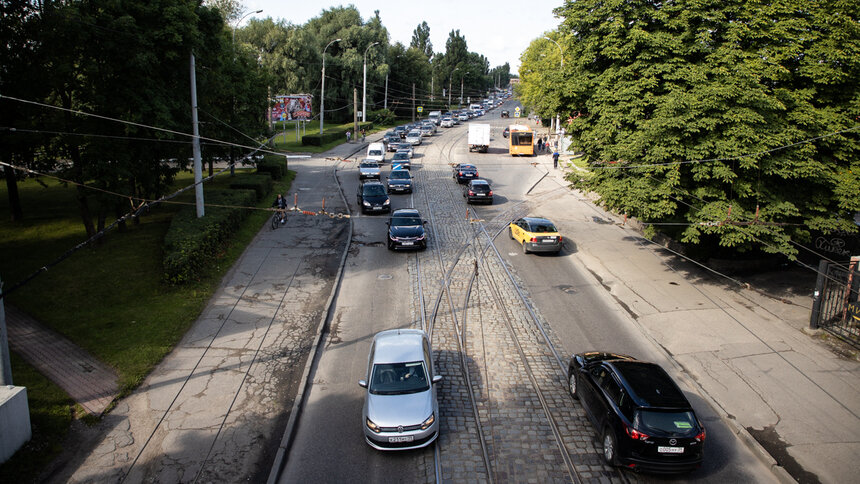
[0,163,294,479]
[270,119,397,153]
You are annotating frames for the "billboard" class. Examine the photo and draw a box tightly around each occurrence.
[271,94,313,121]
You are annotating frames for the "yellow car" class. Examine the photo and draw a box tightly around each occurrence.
[509,217,563,254]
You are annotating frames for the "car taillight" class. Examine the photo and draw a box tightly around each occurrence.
[468,190,475,195]
[625,425,649,441]
[530,237,538,243]
[488,191,493,196]
[458,171,463,175]
[695,428,706,442]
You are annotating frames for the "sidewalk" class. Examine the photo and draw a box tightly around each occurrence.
[532,154,860,483]
[5,305,118,416]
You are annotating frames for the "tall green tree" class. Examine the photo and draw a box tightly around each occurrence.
[410,21,433,59]
[545,0,860,258]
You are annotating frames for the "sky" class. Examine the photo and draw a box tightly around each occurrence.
[244,0,564,72]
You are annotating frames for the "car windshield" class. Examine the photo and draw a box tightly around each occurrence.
[530,223,557,233]
[393,154,408,160]
[390,171,410,180]
[360,162,378,169]
[390,216,422,227]
[363,184,386,196]
[635,410,699,437]
[370,361,429,395]
[369,150,382,156]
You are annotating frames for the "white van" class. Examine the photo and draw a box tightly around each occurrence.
[366,142,385,163]
[428,111,442,125]
[469,104,481,111]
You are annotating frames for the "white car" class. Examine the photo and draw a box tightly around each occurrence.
[440,117,454,128]
[457,113,469,122]
[405,130,422,146]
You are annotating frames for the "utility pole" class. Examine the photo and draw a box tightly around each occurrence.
[412,83,416,122]
[353,88,358,140]
[430,76,434,101]
[0,277,12,385]
[190,52,204,218]
[384,73,389,110]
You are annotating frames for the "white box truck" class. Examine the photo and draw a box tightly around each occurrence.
[468,123,491,153]
[428,111,442,125]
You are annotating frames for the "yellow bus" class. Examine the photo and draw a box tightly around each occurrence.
[508,124,534,156]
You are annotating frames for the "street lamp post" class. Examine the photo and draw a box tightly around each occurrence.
[448,67,459,109]
[362,42,379,123]
[232,9,263,46]
[460,71,469,106]
[320,38,342,135]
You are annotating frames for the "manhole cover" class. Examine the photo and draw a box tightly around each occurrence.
[558,285,576,294]
[378,274,393,280]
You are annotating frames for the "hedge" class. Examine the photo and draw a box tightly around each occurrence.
[162,188,257,284]
[301,122,374,146]
[256,155,286,180]
[228,172,272,200]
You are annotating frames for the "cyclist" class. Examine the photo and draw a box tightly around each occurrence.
[272,193,287,224]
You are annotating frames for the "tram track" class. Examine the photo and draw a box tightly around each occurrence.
[410,116,633,483]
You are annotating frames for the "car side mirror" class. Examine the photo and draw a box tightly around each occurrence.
[432,375,442,384]
[358,380,368,388]
[423,221,428,225]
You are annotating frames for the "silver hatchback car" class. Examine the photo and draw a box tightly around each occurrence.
[358,329,442,450]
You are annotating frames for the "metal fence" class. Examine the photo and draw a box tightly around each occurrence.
[810,258,860,348]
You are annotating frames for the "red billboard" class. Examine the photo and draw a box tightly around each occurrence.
[271,94,313,121]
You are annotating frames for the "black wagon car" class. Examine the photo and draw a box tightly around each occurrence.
[463,179,493,204]
[452,163,478,184]
[386,208,427,250]
[356,180,391,214]
[568,352,706,473]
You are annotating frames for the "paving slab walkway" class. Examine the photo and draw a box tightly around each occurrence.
[5,305,118,416]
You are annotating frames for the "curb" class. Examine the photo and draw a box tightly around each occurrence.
[266,143,365,484]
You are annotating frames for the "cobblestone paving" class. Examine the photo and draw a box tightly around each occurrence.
[404,131,640,484]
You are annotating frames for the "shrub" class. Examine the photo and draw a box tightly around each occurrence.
[256,156,286,180]
[162,189,257,284]
[302,128,346,146]
[228,173,272,200]
[369,109,395,126]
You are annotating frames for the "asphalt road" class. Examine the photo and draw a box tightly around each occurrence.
[275,102,779,483]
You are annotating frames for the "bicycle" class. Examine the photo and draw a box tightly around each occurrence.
[271,210,286,230]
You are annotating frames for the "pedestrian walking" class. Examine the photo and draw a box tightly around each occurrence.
[346,130,351,142]
[536,137,543,153]
[360,128,366,142]
[552,150,560,169]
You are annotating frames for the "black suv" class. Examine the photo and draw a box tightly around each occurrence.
[386,208,427,250]
[463,179,493,204]
[356,180,390,214]
[568,352,705,473]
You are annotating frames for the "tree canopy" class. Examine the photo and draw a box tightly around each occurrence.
[520,0,860,259]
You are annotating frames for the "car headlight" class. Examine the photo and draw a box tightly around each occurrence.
[366,418,381,433]
[363,201,371,206]
[383,199,390,205]
[420,413,435,430]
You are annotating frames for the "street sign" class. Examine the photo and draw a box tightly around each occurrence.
[417,106,423,113]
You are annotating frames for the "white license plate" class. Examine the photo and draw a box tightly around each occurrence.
[389,436,413,443]
[542,238,557,243]
[658,446,684,454]
[475,193,484,196]
[401,242,414,246]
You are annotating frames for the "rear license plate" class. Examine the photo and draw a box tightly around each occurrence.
[658,446,684,454]
[401,242,414,246]
[542,238,557,243]
[389,436,413,443]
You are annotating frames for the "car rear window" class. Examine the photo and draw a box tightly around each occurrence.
[370,361,429,395]
[635,410,698,437]
[531,223,557,233]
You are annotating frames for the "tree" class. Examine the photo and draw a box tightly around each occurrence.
[545,0,860,258]
[410,21,433,59]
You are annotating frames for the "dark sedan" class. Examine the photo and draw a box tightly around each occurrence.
[568,352,706,473]
[463,179,493,204]
[452,163,478,184]
[386,208,427,250]
[391,151,411,170]
[387,169,413,194]
[356,181,391,214]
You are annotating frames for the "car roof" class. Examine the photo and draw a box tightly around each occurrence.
[361,180,384,186]
[372,329,427,364]
[608,361,692,409]
[522,216,553,225]
[469,179,490,186]
[392,208,420,217]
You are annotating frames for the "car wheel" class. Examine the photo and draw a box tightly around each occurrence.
[602,428,618,466]
[387,239,394,250]
[522,241,529,254]
[509,227,515,240]
[568,372,579,399]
